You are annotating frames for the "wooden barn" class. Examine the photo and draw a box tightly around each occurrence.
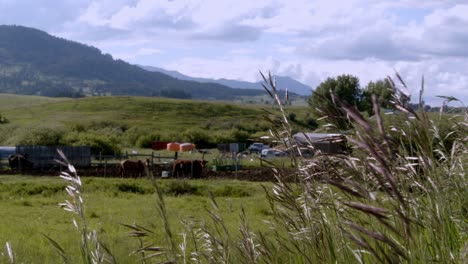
[16,145,91,168]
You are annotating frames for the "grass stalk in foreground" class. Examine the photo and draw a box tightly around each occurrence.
[46,149,115,264]
[258,71,467,263]
[0,242,15,263]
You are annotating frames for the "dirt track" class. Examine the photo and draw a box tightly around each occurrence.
[1,164,297,182]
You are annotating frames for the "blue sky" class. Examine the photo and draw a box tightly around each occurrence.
[1,0,467,106]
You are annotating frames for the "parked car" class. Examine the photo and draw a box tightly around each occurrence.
[260,148,288,158]
[248,142,269,153]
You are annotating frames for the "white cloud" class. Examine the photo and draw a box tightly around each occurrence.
[108,0,195,30]
[0,0,90,31]
[113,47,162,61]
[190,23,262,42]
[164,55,265,82]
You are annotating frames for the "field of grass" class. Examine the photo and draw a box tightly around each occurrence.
[0,175,274,263]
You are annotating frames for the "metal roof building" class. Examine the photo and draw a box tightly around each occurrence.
[292,133,346,155]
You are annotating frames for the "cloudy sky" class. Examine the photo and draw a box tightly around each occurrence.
[1,0,467,106]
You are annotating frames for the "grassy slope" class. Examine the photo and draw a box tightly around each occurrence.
[0,94,311,147]
[0,94,254,126]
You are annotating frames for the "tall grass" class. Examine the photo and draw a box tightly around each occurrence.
[252,72,467,263]
[45,150,115,263]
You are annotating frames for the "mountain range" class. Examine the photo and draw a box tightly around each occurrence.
[0,25,311,100]
[141,66,313,96]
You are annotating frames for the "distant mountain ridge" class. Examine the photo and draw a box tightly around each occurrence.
[142,65,313,96]
[0,25,266,100]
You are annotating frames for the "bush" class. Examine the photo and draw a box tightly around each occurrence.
[0,114,8,124]
[305,117,318,129]
[288,112,296,121]
[135,133,161,148]
[182,128,213,148]
[13,126,65,145]
[61,131,122,155]
[230,129,250,142]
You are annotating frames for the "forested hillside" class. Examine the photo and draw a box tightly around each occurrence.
[0,25,265,100]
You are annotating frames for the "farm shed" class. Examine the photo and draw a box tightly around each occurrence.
[16,145,91,168]
[292,133,346,155]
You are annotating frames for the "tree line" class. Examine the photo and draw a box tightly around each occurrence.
[307,74,460,131]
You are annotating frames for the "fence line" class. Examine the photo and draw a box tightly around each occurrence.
[92,152,176,166]
[1,145,216,171]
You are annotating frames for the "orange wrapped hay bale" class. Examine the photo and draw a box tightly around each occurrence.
[166,142,180,152]
[179,143,195,152]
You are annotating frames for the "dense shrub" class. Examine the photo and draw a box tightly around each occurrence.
[61,131,122,155]
[288,112,296,121]
[230,128,250,142]
[182,128,213,148]
[0,124,18,144]
[11,126,65,145]
[135,133,162,148]
[122,126,152,146]
[305,117,318,129]
[0,114,8,124]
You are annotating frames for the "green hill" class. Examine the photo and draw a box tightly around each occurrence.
[0,94,312,153]
[0,25,265,100]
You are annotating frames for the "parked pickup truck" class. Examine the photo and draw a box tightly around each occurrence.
[248,142,269,153]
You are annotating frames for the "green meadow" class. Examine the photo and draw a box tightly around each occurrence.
[0,175,274,263]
